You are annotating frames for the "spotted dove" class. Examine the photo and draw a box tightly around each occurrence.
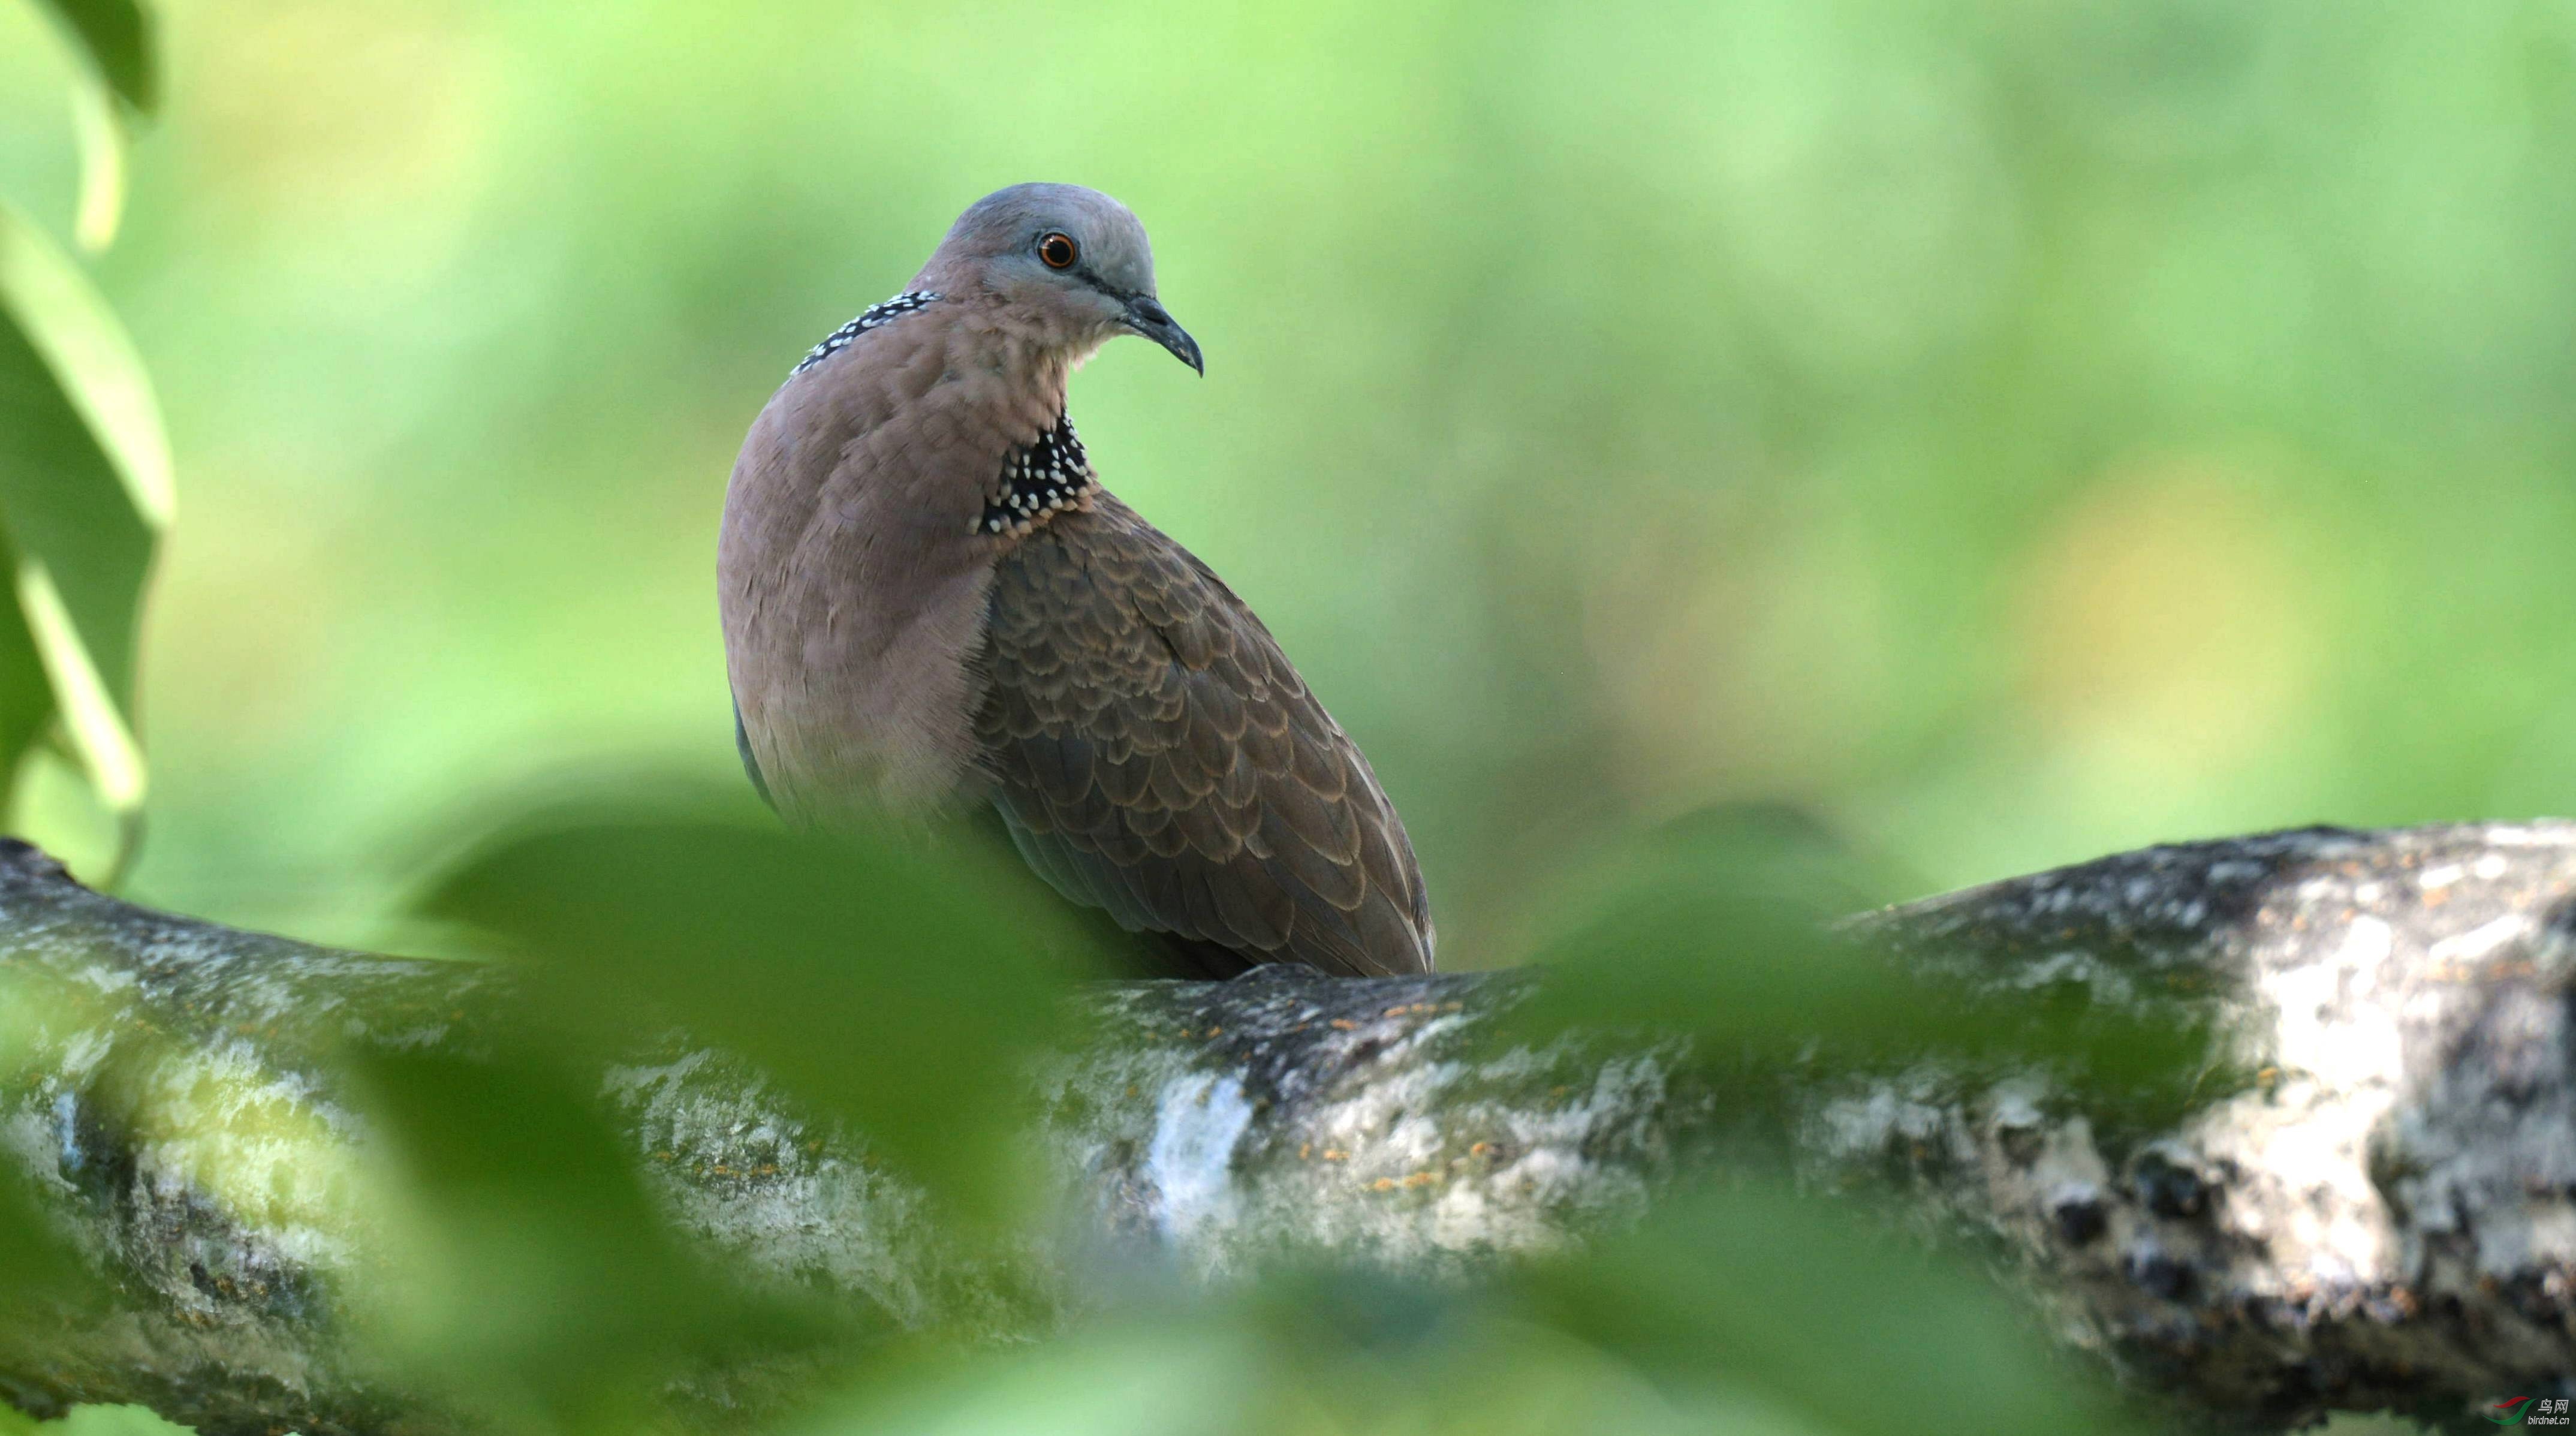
[718,183,1435,977]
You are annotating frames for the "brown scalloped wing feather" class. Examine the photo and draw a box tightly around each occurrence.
[975,495,1434,976]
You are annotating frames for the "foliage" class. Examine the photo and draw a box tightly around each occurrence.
[0,0,165,867]
[0,1408,191,1436]
[1501,805,2226,1131]
[36,0,2576,959]
[0,785,2188,1434]
[0,0,2553,1431]
[415,791,1105,1220]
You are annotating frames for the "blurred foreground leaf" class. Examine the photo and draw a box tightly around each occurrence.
[63,79,126,253]
[0,1168,83,1318]
[30,0,156,114]
[12,1408,192,1436]
[1516,1181,2139,1436]
[351,1044,831,1428]
[0,203,168,815]
[782,1326,1263,1436]
[418,789,1098,1222]
[0,969,117,1345]
[0,582,44,807]
[1506,806,2219,1122]
[25,0,155,251]
[783,1180,2134,1435]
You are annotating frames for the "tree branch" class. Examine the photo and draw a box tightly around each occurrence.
[1,824,2570,1432]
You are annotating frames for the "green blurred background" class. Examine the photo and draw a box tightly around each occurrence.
[5,0,2574,961]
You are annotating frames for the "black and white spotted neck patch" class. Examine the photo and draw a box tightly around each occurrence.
[791,291,941,377]
[977,413,1095,537]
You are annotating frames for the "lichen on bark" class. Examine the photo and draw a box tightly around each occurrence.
[0,824,2569,1431]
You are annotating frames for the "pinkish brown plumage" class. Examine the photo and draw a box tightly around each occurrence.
[719,183,1433,976]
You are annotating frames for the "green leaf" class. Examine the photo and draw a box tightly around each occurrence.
[1520,1182,2143,1436]
[28,1408,194,1436]
[31,0,149,249]
[0,970,94,1320]
[0,1169,83,1316]
[32,0,156,115]
[0,203,169,809]
[781,1327,1260,1436]
[348,1044,829,1426]
[67,79,128,252]
[0,550,52,795]
[1498,806,2219,1122]
[417,786,1099,1223]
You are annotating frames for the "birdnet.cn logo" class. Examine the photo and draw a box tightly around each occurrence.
[2492,1396,2574,1426]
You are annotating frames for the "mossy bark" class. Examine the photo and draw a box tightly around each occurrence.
[0,826,2569,1432]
